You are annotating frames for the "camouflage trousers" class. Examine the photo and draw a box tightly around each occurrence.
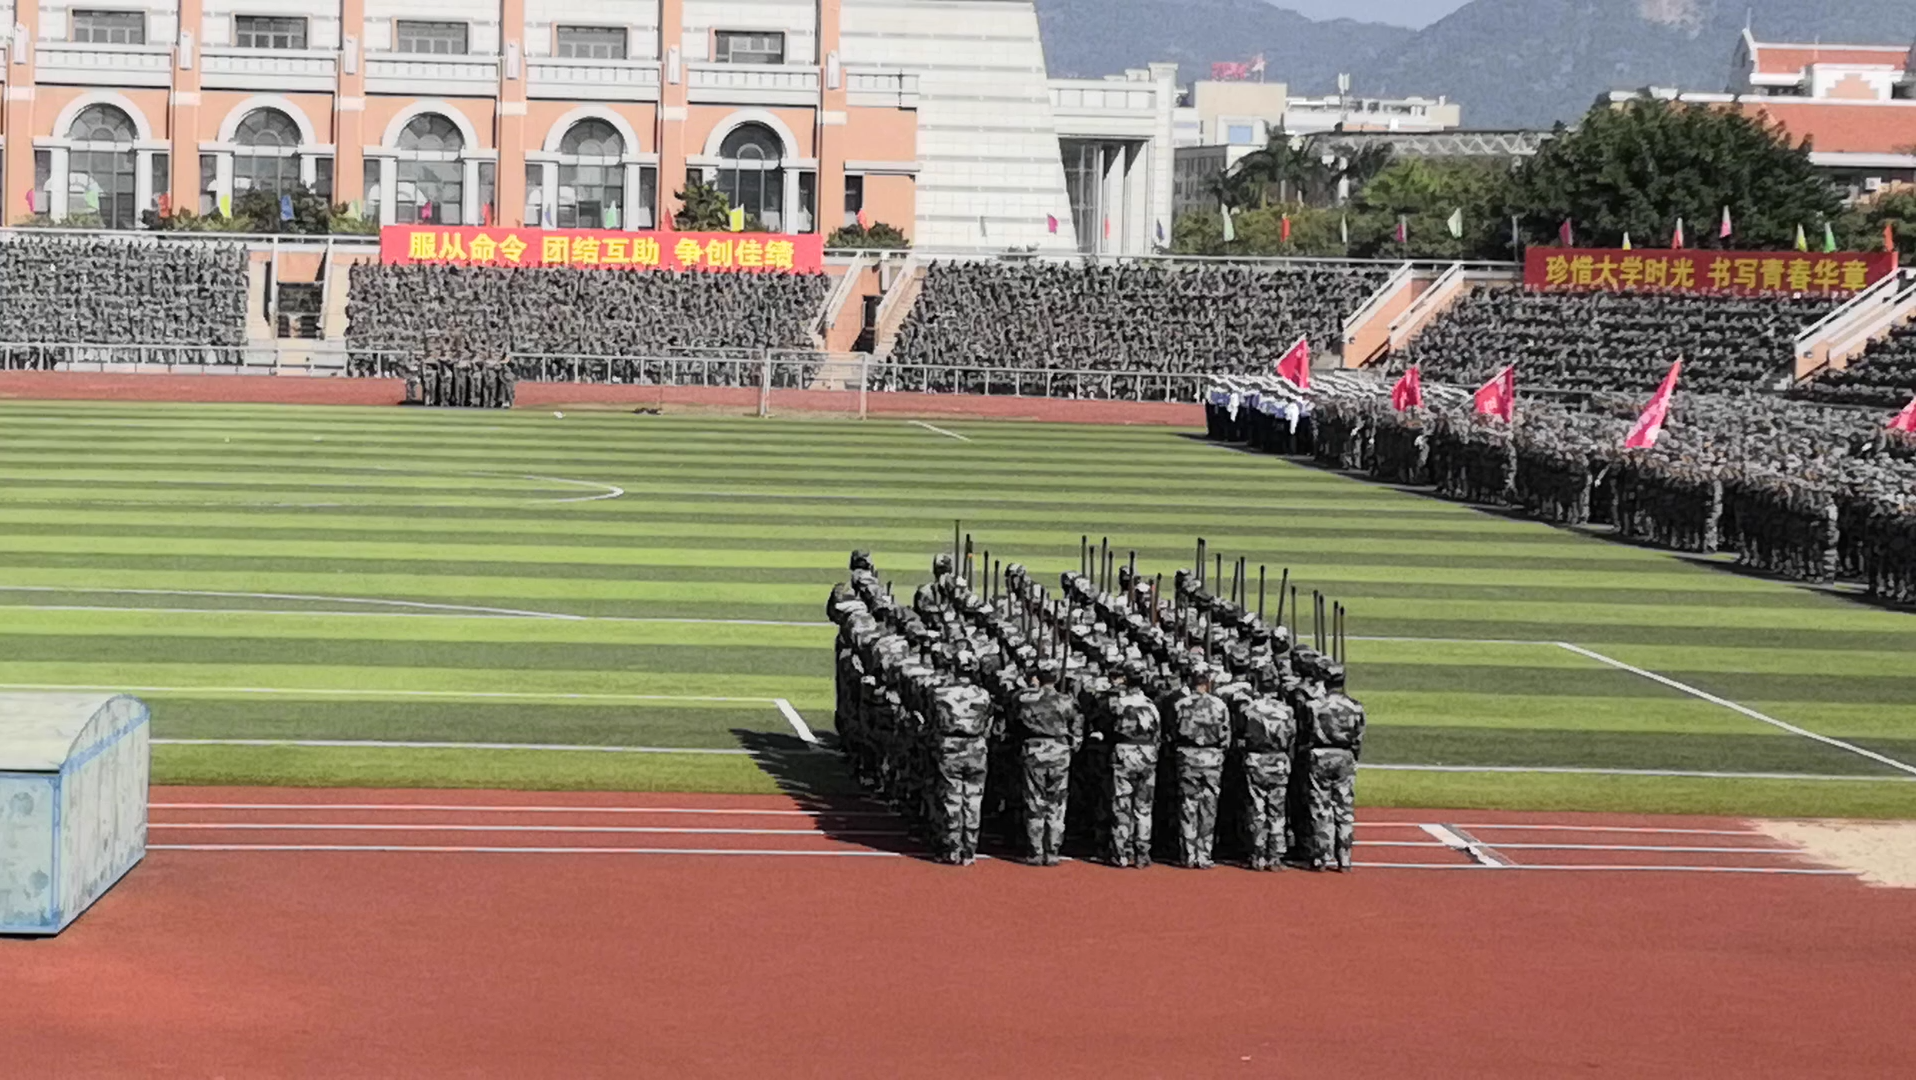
[1106,743,1159,868]
[1237,751,1293,871]
[1019,739,1073,865]
[934,738,989,865]
[1173,747,1226,868]
[1308,748,1358,871]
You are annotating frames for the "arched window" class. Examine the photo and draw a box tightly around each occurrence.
[555,119,623,229]
[66,105,139,229]
[393,113,466,224]
[232,108,302,200]
[716,123,784,231]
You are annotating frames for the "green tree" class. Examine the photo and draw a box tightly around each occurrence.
[1509,97,1844,251]
[1351,158,1518,260]
[671,179,747,231]
[824,222,911,249]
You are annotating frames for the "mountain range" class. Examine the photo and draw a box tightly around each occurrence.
[1034,0,1916,128]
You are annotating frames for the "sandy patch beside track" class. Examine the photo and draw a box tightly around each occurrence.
[1758,820,1916,887]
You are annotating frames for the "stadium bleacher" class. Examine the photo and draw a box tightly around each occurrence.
[345,264,830,372]
[889,261,1388,379]
[1403,287,1841,394]
[0,236,247,359]
[1793,322,1916,408]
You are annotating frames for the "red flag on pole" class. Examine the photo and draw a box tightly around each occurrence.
[1473,365,1516,422]
[1558,220,1574,246]
[1671,218,1685,250]
[1275,337,1311,389]
[1624,360,1684,450]
[1390,365,1424,412]
[1888,394,1916,434]
[857,207,873,230]
[1281,214,1292,243]
[1046,214,1059,235]
[1719,206,1734,239]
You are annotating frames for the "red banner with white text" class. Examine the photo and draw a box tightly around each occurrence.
[1525,248,1896,296]
[379,226,825,273]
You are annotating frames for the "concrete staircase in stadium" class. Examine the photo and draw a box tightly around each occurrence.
[1342,262,1520,369]
[1794,267,1916,381]
[870,259,925,359]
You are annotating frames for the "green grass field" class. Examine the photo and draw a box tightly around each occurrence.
[3,399,1914,817]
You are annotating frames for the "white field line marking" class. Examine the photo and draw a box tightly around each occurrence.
[152,738,755,756]
[150,803,896,817]
[908,420,971,442]
[139,845,1861,873]
[149,844,908,857]
[149,822,908,837]
[1444,825,1515,868]
[0,683,778,704]
[1480,843,1805,854]
[775,698,819,744]
[1361,763,1916,784]
[1420,823,1506,868]
[511,474,625,503]
[1456,824,1760,836]
[1556,642,1916,778]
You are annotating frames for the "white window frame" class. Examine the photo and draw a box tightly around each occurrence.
[712,30,785,66]
[555,25,627,61]
[71,9,147,45]
[233,15,309,51]
[394,20,469,56]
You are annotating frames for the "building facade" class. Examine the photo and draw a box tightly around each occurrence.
[1615,31,1916,194]
[0,0,1168,251]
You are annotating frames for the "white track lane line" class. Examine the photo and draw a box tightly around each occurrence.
[1555,642,1916,778]
[907,420,971,442]
[775,698,819,744]
[149,822,909,837]
[1361,763,1916,784]
[149,802,896,816]
[1457,824,1760,836]
[152,738,755,755]
[1472,842,1804,855]
[149,844,909,857]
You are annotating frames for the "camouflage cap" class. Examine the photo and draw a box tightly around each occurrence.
[849,549,874,572]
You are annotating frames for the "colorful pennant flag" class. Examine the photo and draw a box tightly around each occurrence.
[856,207,872,231]
[1824,222,1838,254]
[1046,213,1059,235]
[218,193,233,219]
[84,188,101,211]
[1559,219,1574,246]
[1447,208,1464,239]
[1672,218,1686,250]
[1395,216,1408,244]
[1888,221,1899,254]
[729,206,746,232]
[279,194,295,222]
[1888,395,1916,434]
[1275,337,1311,390]
[1222,205,1236,244]
[1473,365,1516,423]
[1340,214,1350,246]
[1155,220,1166,244]
[156,192,171,217]
[481,203,493,227]
[1280,214,1292,243]
[1624,360,1683,450]
[1795,224,1809,252]
[1719,205,1733,239]
[1621,233,1633,251]
[1390,365,1424,412]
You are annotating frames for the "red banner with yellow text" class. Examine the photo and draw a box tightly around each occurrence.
[379,226,825,273]
[1525,248,1896,296]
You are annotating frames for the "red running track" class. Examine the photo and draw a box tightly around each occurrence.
[8,787,1916,1078]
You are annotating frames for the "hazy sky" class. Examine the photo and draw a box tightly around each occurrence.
[1275,0,1475,27]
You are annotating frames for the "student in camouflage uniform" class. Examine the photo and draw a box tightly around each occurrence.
[929,678,994,865]
[1104,664,1162,868]
[1169,668,1231,868]
[1300,660,1366,872]
[1233,690,1298,871]
[1011,663,1083,865]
